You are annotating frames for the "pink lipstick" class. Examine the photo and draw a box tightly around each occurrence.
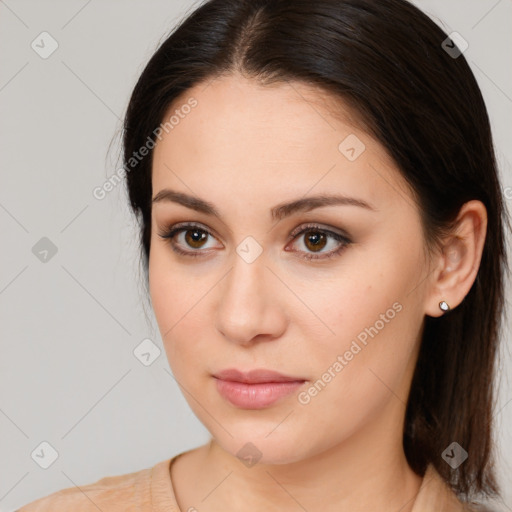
[213,368,306,409]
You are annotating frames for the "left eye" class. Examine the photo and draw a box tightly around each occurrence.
[286,225,351,260]
[158,222,351,261]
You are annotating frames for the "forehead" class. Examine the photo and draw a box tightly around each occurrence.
[154,74,365,163]
[151,74,415,215]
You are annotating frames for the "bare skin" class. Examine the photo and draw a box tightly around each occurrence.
[148,73,487,512]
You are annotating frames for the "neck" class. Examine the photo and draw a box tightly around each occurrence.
[184,402,423,512]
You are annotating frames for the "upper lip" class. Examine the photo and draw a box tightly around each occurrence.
[213,368,306,384]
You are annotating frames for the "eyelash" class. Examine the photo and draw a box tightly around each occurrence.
[157,222,351,261]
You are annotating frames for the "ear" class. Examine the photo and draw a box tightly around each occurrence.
[424,200,488,318]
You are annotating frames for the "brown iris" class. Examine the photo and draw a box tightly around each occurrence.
[185,228,208,248]
[303,229,327,252]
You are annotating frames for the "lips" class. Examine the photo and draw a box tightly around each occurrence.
[212,368,307,409]
[213,368,306,384]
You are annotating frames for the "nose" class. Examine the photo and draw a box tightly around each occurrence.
[214,251,288,347]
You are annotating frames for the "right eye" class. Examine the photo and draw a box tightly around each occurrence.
[158,222,223,257]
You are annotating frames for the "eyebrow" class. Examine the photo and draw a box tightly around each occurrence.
[152,189,376,221]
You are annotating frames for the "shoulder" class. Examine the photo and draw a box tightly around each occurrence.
[17,462,158,511]
[464,503,502,512]
[414,464,501,512]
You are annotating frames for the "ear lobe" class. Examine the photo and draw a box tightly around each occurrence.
[424,200,487,318]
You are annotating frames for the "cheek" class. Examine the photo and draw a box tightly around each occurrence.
[298,241,424,395]
[148,251,173,328]
[300,286,410,395]
[311,227,424,350]
[148,248,213,373]
[148,249,188,356]
[148,245,200,329]
[293,267,401,357]
[296,299,420,448]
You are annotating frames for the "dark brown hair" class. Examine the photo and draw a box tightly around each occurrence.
[122,0,511,500]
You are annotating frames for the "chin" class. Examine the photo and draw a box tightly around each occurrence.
[209,424,316,466]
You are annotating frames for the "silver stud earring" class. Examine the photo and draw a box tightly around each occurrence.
[439,300,451,313]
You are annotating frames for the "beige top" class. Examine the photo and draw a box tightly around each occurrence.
[18,450,491,511]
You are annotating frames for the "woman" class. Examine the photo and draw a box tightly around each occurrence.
[19,0,510,510]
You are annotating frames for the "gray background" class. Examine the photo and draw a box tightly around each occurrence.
[0,0,511,510]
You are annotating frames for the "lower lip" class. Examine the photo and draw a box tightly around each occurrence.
[214,378,305,409]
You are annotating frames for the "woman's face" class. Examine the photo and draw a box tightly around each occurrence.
[149,74,433,464]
